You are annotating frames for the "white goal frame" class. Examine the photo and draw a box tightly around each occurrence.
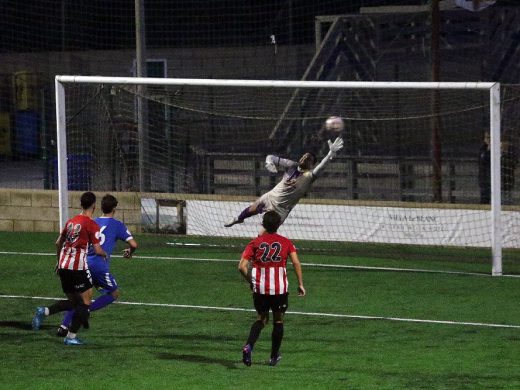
[55,76,502,275]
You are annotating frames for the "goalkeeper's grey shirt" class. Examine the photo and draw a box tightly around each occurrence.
[259,156,316,219]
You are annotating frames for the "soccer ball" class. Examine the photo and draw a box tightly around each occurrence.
[325,116,344,133]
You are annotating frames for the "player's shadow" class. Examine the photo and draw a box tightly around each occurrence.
[165,333,236,342]
[156,352,239,369]
[0,320,33,330]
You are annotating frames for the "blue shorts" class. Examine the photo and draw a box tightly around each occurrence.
[90,269,119,294]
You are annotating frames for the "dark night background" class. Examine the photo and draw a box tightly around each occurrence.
[0,0,515,52]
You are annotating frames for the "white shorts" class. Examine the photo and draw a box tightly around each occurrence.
[254,193,291,223]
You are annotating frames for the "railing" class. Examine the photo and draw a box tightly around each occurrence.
[202,153,501,204]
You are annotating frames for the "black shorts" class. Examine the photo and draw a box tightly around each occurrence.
[58,269,93,294]
[253,293,288,314]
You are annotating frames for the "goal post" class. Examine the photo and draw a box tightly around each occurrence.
[489,83,502,275]
[55,77,69,234]
[55,76,510,275]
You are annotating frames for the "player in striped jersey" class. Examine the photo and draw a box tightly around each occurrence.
[224,137,343,229]
[238,211,305,366]
[31,191,107,345]
[56,194,138,336]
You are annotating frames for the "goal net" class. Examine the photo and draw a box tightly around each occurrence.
[55,76,520,275]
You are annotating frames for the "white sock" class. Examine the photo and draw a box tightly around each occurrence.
[44,307,50,316]
[66,332,77,339]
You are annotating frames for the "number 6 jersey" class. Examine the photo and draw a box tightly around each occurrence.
[241,232,297,295]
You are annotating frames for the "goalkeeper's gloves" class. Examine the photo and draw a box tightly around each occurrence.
[327,137,344,158]
[265,160,278,173]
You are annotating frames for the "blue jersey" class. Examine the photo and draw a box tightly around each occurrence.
[87,216,133,272]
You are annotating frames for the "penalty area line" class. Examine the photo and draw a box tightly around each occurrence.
[2,294,520,329]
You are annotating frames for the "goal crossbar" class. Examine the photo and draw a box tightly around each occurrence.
[56,75,496,90]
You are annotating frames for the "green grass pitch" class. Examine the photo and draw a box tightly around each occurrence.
[1,231,520,389]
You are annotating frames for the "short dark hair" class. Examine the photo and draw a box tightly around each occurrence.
[302,150,318,164]
[262,211,281,233]
[80,191,96,210]
[101,194,118,214]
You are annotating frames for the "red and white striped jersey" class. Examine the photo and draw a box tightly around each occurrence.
[58,215,101,271]
[241,232,297,295]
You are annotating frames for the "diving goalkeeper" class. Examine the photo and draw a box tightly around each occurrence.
[224,137,344,228]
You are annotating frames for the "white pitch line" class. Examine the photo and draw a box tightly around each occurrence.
[2,294,520,329]
[0,251,55,256]
[0,250,508,277]
[297,262,489,277]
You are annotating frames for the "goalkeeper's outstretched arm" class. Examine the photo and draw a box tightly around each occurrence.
[312,137,344,177]
[265,155,297,173]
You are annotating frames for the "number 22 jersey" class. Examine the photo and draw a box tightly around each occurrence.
[242,232,296,295]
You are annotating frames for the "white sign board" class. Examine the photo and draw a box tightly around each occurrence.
[186,201,520,248]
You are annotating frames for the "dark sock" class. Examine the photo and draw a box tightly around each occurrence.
[238,206,257,222]
[48,300,74,315]
[63,295,115,328]
[62,310,74,327]
[246,320,265,348]
[69,304,89,334]
[271,322,284,358]
[90,294,115,311]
